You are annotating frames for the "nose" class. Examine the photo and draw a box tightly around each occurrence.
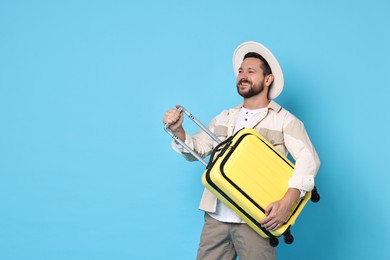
[237,72,248,82]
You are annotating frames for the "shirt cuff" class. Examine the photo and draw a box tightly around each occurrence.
[171,140,185,153]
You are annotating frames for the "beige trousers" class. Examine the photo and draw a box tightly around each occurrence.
[196,213,276,260]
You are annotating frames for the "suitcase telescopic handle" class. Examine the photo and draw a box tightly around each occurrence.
[164,106,222,167]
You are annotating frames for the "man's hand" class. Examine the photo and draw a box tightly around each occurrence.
[163,105,186,141]
[259,189,301,231]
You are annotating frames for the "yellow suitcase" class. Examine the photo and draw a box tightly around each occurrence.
[164,106,320,247]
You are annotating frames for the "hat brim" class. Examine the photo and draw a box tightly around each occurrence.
[233,41,284,100]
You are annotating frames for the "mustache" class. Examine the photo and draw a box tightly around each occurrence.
[237,79,252,85]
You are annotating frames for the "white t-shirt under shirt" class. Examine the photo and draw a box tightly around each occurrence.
[207,107,268,223]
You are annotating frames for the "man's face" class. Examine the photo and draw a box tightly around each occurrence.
[236,57,267,99]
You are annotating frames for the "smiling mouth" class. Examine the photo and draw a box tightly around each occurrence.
[238,79,252,87]
[238,82,251,89]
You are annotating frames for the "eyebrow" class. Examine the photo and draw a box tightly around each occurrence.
[239,66,257,71]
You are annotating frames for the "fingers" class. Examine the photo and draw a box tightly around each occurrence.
[163,109,181,124]
[261,216,282,231]
[260,204,275,230]
[261,218,282,231]
[260,202,284,231]
[163,106,184,132]
[260,214,277,231]
[264,203,273,216]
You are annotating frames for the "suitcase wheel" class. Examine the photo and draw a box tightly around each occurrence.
[282,228,294,244]
[269,237,279,247]
[283,233,294,244]
[310,187,320,203]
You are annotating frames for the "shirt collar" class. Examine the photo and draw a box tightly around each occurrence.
[234,100,282,112]
[268,100,282,112]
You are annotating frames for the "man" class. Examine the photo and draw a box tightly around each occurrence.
[163,41,320,260]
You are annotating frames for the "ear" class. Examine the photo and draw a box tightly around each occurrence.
[265,74,274,87]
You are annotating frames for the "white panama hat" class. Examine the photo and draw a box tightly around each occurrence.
[233,41,284,100]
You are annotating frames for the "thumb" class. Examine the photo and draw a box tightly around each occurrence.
[264,203,274,216]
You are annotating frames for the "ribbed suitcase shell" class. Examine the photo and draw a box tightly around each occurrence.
[202,128,311,240]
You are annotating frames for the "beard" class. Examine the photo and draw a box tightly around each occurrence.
[236,79,265,98]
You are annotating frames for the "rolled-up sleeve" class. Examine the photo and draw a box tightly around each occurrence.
[171,118,217,162]
[283,117,320,192]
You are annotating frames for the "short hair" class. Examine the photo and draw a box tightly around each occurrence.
[243,52,272,76]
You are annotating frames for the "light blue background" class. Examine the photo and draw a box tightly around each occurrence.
[1,0,389,259]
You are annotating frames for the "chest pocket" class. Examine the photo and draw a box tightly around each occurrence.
[214,125,228,141]
[258,128,286,153]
